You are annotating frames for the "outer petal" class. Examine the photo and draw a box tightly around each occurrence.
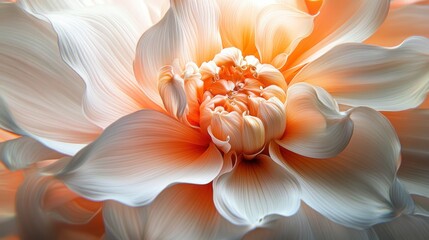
[366,4,429,46]
[255,4,314,68]
[277,83,353,159]
[243,203,377,240]
[384,109,429,197]
[134,0,222,109]
[292,37,429,111]
[271,107,401,228]
[285,0,389,72]
[58,110,223,206]
[0,3,101,154]
[104,184,248,240]
[0,166,23,238]
[18,1,165,128]
[0,137,62,170]
[15,174,102,239]
[214,154,301,225]
[373,215,429,240]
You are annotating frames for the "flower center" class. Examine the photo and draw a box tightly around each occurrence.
[158,48,287,157]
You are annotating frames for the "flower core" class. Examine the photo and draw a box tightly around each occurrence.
[159,48,287,157]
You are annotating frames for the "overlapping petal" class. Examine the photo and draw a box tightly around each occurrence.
[58,110,223,206]
[384,109,429,197]
[0,3,101,155]
[277,83,354,158]
[17,0,166,128]
[271,107,401,228]
[135,0,222,109]
[292,37,429,111]
[0,137,62,170]
[285,0,390,72]
[366,4,429,46]
[214,154,301,225]
[104,184,247,240]
[243,203,378,240]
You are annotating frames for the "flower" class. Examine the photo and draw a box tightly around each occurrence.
[1,0,429,239]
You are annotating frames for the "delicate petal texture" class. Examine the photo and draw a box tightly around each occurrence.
[135,0,222,109]
[104,184,247,240]
[214,154,301,225]
[158,65,188,119]
[103,201,147,240]
[255,4,314,68]
[145,184,247,239]
[414,195,429,216]
[43,181,101,225]
[0,4,101,151]
[271,107,401,228]
[373,215,429,240]
[286,0,389,70]
[243,203,378,240]
[384,109,429,197]
[18,1,161,128]
[292,37,429,111]
[15,174,102,239]
[277,83,353,159]
[0,137,62,170]
[0,166,23,238]
[366,4,429,46]
[15,174,54,239]
[58,110,223,206]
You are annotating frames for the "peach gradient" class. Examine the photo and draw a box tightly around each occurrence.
[1,0,429,239]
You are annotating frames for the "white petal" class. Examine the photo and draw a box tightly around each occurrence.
[286,0,390,71]
[0,137,62,170]
[158,65,188,119]
[293,37,429,111]
[366,4,429,46]
[373,215,429,240]
[15,174,54,239]
[135,0,222,109]
[242,115,265,155]
[277,83,353,158]
[58,110,223,206]
[271,107,401,228]
[384,109,429,197]
[103,201,147,240]
[104,184,248,240]
[0,4,101,152]
[214,154,301,225]
[243,203,377,240]
[255,4,314,68]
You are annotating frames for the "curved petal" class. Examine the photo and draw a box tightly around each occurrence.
[103,201,147,240]
[285,0,390,72]
[58,110,223,206]
[384,109,429,197]
[255,4,314,68]
[271,107,401,228]
[18,0,168,128]
[243,203,377,240]
[0,3,101,152]
[134,0,222,109]
[373,215,429,240]
[104,184,248,240]
[15,173,102,239]
[292,37,429,111]
[214,154,301,225]
[277,83,353,159]
[0,137,62,170]
[366,4,429,47]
